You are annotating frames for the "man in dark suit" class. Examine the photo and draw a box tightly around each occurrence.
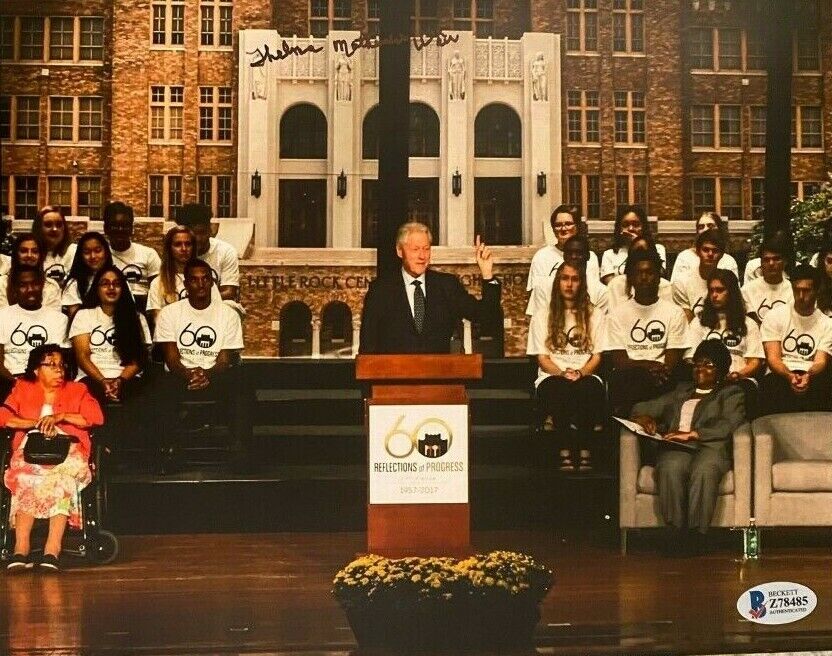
[359,222,501,354]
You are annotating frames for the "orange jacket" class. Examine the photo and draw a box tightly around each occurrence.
[0,379,104,459]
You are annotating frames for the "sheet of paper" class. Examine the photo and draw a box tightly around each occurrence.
[614,416,697,451]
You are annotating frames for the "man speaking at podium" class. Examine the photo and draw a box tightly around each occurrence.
[359,222,501,354]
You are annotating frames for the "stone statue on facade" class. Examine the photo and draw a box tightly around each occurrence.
[335,55,352,102]
[531,52,547,102]
[249,50,268,100]
[448,50,466,101]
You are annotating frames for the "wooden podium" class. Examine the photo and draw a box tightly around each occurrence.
[356,354,483,556]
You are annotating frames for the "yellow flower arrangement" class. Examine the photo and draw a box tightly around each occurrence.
[332,551,552,609]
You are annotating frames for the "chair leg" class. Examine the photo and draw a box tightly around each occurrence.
[620,528,628,556]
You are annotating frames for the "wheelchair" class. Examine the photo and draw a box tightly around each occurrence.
[0,430,119,566]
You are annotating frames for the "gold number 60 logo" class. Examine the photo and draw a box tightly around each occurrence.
[384,414,454,459]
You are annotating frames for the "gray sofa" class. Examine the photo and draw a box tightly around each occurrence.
[753,412,832,527]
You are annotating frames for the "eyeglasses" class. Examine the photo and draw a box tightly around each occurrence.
[38,361,64,370]
[692,360,716,370]
[98,280,122,289]
[553,222,576,232]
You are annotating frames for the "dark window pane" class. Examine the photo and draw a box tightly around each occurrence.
[280,104,327,158]
[15,176,39,219]
[362,106,378,159]
[361,178,439,248]
[279,301,313,357]
[0,96,9,140]
[149,176,164,217]
[475,104,521,157]
[409,103,439,157]
[474,177,521,245]
[279,179,327,247]
[321,301,352,356]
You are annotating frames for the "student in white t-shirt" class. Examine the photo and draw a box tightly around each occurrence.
[153,259,245,472]
[600,205,667,284]
[103,201,161,310]
[178,203,240,301]
[816,244,832,317]
[672,229,726,322]
[62,232,113,321]
[760,265,832,413]
[604,249,690,414]
[743,229,793,286]
[70,266,151,408]
[686,269,764,417]
[0,267,68,400]
[606,236,673,312]
[670,212,738,285]
[527,262,606,471]
[0,217,10,276]
[0,233,62,311]
[526,235,608,317]
[741,233,794,324]
[147,225,225,325]
[33,205,77,286]
[527,205,600,297]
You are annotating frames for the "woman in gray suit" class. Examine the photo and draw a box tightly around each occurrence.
[630,340,746,553]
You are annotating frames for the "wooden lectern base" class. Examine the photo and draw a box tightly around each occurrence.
[367,503,471,558]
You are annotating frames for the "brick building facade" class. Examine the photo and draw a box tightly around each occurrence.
[2,0,829,223]
[1,1,830,358]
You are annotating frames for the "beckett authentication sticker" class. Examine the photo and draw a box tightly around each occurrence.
[737,581,817,625]
[368,404,468,505]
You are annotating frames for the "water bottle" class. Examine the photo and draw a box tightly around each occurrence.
[743,517,760,560]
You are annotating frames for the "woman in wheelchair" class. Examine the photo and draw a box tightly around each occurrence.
[1,344,103,571]
[629,340,746,554]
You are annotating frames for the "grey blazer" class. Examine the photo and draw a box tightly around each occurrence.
[631,382,746,461]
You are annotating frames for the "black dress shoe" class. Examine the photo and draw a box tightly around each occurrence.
[39,554,60,572]
[6,553,32,571]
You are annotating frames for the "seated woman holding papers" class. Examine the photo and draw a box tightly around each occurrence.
[626,340,746,555]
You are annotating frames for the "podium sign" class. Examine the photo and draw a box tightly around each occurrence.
[357,354,481,556]
[368,404,469,505]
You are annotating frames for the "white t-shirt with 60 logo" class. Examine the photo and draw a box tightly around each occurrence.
[0,304,69,375]
[604,297,690,363]
[69,307,152,379]
[153,298,244,370]
[761,304,832,372]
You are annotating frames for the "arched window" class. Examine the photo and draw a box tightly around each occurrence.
[362,103,440,159]
[279,302,313,357]
[474,104,521,157]
[321,301,353,357]
[280,104,327,159]
[409,102,439,157]
[362,106,379,160]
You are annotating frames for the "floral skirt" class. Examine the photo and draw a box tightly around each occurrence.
[3,444,91,529]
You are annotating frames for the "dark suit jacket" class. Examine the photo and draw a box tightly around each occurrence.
[632,381,746,461]
[359,269,502,354]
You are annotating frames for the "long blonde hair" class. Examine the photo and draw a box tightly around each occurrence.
[159,225,195,305]
[546,263,594,353]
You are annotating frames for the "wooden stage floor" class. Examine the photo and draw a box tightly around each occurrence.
[3,530,832,655]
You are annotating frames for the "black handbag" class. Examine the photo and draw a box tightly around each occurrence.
[23,431,72,466]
